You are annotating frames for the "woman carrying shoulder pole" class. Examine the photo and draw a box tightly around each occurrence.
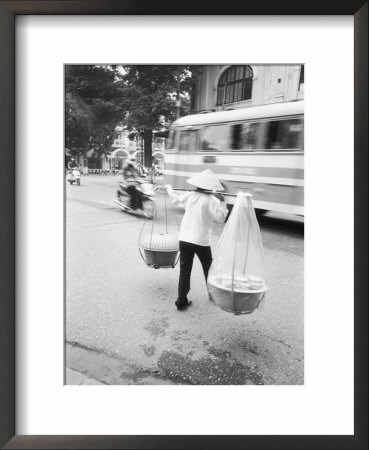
[166,169,228,311]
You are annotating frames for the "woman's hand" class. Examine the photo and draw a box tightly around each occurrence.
[213,193,225,202]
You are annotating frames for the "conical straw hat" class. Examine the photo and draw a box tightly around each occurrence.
[187,169,224,191]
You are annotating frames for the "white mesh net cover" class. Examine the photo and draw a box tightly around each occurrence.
[208,192,267,315]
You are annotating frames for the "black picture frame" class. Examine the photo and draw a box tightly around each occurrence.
[0,1,367,449]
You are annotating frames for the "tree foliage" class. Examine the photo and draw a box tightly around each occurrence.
[65,65,124,156]
[65,65,193,160]
[118,65,192,167]
[119,65,192,130]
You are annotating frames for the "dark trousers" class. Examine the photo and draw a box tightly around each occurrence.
[176,240,213,307]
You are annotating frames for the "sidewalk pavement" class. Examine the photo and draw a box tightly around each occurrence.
[65,368,104,385]
[66,343,177,385]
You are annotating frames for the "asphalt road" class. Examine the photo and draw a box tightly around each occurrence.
[66,175,304,385]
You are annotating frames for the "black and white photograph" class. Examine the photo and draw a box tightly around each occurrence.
[1,3,366,445]
[65,64,304,386]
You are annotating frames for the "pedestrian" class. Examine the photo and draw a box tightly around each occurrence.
[166,169,228,311]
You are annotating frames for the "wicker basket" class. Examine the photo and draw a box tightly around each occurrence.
[139,233,179,269]
[208,275,266,315]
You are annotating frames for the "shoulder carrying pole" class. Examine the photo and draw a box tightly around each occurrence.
[172,188,239,198]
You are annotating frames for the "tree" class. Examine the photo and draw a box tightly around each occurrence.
[65,65,193,168]
[65,65,124,157]
[119,65,192,167]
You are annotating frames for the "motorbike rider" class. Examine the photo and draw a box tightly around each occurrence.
[68,157,79,171]
[122,155,143,211]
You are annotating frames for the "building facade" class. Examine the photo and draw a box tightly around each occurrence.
[190,64,304,113]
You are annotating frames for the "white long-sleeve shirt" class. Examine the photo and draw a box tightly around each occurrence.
[167,188,227,246]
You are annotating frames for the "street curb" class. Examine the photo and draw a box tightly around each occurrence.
[66,342,176,385]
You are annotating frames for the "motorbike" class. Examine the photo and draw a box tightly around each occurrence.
[67,168,81,185]
[114,178,155,219]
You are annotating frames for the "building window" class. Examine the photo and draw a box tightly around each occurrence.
[216,65,253,106]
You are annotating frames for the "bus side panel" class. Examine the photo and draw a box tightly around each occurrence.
[164,153,304,215]
[164,171,304,215]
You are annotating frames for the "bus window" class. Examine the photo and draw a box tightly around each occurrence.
[231,122,259,151]
[265,118,303,150]
[166,130,176,149]
[179,130,197,151]
[231,124,242,150]
[200,125,230,152]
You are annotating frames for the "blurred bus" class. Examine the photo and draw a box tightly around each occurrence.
[164,101,304,216]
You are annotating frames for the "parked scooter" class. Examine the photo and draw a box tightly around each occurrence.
[114,178,155,219]
[67,168,81,185]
